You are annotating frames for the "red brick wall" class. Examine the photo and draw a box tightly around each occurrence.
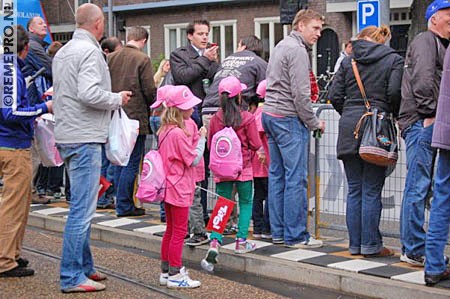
[43,0,352,59]
[116,2,281,60]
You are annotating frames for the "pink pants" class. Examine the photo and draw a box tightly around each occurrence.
[160,203,189,268]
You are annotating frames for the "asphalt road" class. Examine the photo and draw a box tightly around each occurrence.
[0,227,368,299]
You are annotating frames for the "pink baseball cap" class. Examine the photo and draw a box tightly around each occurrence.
[150,85,173,109]
[165,85,201,110]
[218,76,247,97]
[256,80,267,99]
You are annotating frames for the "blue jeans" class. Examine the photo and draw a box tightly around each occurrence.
[149,116,161,142]
[343,155,386,254]
[425,149,450,275]
[400,120,436,257]
[57,143,102,290]
[115,135,146,215]
[97,145,115,207]
[262,114,310,245]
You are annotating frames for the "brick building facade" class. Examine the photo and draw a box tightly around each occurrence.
[42,0,411,77]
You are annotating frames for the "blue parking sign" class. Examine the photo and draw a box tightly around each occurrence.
[357,0,380,32]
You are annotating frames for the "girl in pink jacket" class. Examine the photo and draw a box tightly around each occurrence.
[157,85,206,289]
[202,76,261,271]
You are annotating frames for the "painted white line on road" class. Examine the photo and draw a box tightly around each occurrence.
[133,225,167,234]
[97,218,141,227]
[391,271,425,285]
[328,259,386,272]
[271,249,326,261]
[34,207,69,215]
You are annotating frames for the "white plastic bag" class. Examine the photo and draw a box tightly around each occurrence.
[105,108,139,166]
[34,114,64,167]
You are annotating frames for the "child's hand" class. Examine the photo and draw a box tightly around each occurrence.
[257,152,266,165]
[199,126,207,138]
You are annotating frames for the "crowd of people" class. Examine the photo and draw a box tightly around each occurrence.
[1,0,450,293]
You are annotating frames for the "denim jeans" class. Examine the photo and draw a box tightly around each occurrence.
[262,113,310,245]
[400,120,436,257]
[425,149,450,275]
[98,145,115,207]
[252,177,270,235]
[149,116,161,143]
[115,135,146,215]
[343,155,386,255]
[57,143,102,290]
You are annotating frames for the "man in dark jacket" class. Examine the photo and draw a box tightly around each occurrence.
[24,16,64,205]
[202,35,267,119]
[170,20,220,126]
[108,26,156,217]
[24,16,52,104]
[0,25,52,278]
[398,0,450,266]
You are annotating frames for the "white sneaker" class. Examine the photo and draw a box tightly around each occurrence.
[286,237,323,249]
[400,254,425,266]
[235,238,257,254]
[159,273,169,286]
[167,267,201,289]
[262,233,272,240]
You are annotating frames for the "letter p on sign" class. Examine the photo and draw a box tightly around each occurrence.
[357,0,380,33]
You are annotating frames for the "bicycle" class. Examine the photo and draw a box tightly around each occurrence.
[316,70,335,103]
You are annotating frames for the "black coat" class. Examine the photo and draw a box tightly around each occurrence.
[329,39,404,159]
[170,44,220,100]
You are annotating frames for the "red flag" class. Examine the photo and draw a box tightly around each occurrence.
[206,196,235,234]
[98,175,112,199]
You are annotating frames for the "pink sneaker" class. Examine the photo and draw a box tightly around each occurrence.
[235,238,256,254]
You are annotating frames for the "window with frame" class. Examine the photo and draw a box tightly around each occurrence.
[254,17,289,61]
[75,0,90,9]
[164,23,188,58]
[209,20,237,62]
[125,26,151,57]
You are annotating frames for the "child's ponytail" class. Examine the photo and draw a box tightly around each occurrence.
[220,92,242,128]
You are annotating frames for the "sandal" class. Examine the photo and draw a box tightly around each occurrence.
[363,247,394,258]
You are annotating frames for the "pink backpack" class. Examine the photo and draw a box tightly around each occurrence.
[209,127,243,180]
[136,150,166,203]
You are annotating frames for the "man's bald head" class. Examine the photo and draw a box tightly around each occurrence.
[75,3,105,41]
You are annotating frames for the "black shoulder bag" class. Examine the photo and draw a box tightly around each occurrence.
[352,59,398,169]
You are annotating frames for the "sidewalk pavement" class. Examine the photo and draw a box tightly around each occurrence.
[27,201,450,299]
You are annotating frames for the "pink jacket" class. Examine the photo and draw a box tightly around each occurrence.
[208,110,262,182]
[251,107,269,178]
[159,125,197,207]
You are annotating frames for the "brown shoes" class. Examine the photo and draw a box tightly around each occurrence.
[363,247,395,258]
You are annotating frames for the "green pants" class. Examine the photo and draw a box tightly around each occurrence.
[210,180,254,243]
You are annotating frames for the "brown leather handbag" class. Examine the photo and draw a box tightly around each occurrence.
[352,59,398,167]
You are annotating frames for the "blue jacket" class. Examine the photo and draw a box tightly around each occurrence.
[0,55,48,149]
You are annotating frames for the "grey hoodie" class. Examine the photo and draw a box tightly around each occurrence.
[263,31,319,130]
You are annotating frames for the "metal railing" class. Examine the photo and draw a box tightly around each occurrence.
[312,104,422,239]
